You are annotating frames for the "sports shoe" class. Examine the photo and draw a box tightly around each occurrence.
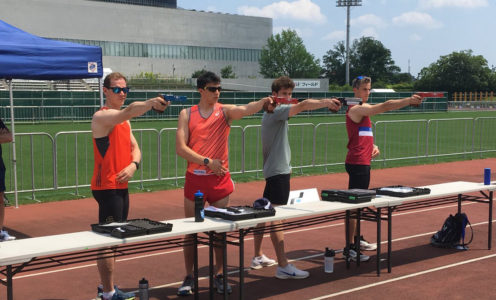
[275,263,309,279]
[213,274,232,294]
[0,230,15,242]
[359,236,377,251]
[347,248,370,262]
[97,285,119,300]
[177,275,194,296]
[250,254,277,269]
[102,287,135,300]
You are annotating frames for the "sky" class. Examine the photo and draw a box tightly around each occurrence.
[179,0,495,77]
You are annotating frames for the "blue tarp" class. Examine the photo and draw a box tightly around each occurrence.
[0,19,102,80]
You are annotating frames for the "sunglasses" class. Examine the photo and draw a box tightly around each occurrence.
[356,75,365,80]
[204,86,222,92]
[108,86,130,94]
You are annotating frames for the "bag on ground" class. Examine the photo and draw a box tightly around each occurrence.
[430,212,472,248]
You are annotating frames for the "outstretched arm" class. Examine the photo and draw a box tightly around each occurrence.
[223,97,274,122]
[288,98,341,117]
[348,95,422,123]
[92,97,169,138]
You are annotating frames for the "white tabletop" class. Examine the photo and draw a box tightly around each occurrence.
[0,217,234,266]
[233,196,391,230]
[376,181,496,206]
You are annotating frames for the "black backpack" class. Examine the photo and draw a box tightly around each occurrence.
[430,212,472,249]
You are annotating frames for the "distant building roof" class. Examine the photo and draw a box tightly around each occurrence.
[371,88,395,93]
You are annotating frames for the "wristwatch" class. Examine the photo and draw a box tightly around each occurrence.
[203,157,210,166]
[132,161,140,170]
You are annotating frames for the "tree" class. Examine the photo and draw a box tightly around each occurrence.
[322,41,347,85]
[220,65,236,78]
[191,68,207,78]
[259,29,321,78]
[322,37,401,85]
[414,50,494,95]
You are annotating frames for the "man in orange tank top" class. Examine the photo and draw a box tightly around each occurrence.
[175,71,275,295]
[91,72,169,300]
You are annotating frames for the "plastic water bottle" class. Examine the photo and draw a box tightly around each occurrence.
[324,247,335,273]
[138,277,149,300]
[194,190,204,222]
[484,168,491,185]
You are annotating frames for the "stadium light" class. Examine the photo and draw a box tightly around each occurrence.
[336,0,362,85]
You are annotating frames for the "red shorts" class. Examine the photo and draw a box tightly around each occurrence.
[184,172,234,204]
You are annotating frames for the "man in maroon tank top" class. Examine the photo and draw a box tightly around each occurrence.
[344,76,423,262]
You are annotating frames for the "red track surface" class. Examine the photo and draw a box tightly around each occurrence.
[2,159,496,299]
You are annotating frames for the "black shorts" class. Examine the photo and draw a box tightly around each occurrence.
[0,162,5,192]
[92,189,129,224]
[345,164,371,189]
[263,173,290,205]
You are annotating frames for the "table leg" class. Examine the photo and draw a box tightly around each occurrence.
[193,233,199,300]
[239,229,245,300]
[388,207,393,273]
[7,265,13,300]
[356,209,361,267]
[376,207,381,276]
[222,233,228,300]
[458,194,462,214]
[489,191,493,250]
[209,232,214,300]
[345,210,350,269]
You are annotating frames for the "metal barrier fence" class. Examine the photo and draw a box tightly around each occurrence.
[5,116,494,201]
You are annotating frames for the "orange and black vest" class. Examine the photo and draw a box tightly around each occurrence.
[91,107,132,190]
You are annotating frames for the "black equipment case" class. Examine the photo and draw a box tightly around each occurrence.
[321,189,376,203]
[374,185,431,197]
[91,218,173,238]
[204,206,276,221]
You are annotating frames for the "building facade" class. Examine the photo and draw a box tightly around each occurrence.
[0,0,272,78]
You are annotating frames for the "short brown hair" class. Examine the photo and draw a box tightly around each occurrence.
[103,72,127,88]
[271,76,295,93]
[352,76,371,89]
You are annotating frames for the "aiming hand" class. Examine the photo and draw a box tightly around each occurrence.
[262,97,276,113]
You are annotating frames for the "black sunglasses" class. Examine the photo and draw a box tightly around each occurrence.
[108,86,130,94]
[204,86,222,92]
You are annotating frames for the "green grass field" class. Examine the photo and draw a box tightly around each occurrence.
[5,110,496,206]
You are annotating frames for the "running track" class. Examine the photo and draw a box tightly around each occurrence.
[1,158,496,299]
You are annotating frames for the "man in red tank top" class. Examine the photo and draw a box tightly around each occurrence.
[91,72,169,300]
[344,76,423,262]
[175,71,275,295]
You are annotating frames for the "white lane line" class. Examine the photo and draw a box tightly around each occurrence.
[4,202,488,281]
[309,253,496,300]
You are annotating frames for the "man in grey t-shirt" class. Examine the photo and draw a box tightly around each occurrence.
[251,76,341,279]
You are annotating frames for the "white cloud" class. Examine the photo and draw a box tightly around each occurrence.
[410,33,422,41]
[351,14,387,28]
[238,0,326,23]
[359,27,379,39]
[322,30,345,41]
[392,11,443,29]
[419,0,488,8]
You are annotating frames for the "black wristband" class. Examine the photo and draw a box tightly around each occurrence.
[132,161,140,170]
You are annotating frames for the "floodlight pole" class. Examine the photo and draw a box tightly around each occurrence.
[336,0,362,85]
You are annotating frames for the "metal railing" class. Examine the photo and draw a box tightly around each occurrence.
[4,117,496,201]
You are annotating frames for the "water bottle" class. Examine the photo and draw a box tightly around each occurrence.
[324,247,335,273]
[484,168,491,185]
[138,277,149,300]
[194,190,204,222]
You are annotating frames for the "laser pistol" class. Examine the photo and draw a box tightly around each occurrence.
[337,97,362,106]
